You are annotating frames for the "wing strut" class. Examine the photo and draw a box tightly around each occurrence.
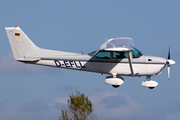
[127,51,134,75]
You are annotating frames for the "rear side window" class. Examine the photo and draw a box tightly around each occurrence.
[96,51,111,59]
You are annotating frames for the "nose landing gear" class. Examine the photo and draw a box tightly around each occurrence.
[141,76,158,89]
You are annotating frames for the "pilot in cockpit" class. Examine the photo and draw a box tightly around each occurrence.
[116,52,126,58]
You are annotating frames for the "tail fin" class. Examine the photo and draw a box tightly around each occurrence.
[5,26,39,61]
[5,26,80,62]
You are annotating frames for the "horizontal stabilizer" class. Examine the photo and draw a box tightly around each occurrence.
[16,58,40,62]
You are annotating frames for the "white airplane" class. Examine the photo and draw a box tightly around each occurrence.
[5,26,175,89]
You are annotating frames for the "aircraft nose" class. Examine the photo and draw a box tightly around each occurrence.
[167,59,176,66]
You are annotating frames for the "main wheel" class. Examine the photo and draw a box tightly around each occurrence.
[148,87,154,89]
[112,85,120,88]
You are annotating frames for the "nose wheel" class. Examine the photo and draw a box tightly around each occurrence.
[112,85,120,88]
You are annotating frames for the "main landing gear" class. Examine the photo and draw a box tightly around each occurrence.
[112,85,120,88]
[105,75,124,88]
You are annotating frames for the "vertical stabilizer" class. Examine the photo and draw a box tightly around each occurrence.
[5,26,39,60]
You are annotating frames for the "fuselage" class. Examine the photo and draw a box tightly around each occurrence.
[29,49,167,77]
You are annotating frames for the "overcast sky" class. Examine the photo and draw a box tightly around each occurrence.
[1,1,180,120]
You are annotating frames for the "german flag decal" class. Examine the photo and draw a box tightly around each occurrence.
[15,33,20,37]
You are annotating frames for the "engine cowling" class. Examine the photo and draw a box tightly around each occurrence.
[105,76,124,86]
[141,80,158,89]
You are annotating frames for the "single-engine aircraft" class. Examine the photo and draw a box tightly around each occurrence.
[5,26,176,89]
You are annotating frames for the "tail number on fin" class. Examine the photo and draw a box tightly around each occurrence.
[54,60,85,68]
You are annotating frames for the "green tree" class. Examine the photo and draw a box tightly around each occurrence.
[59,91,97,120]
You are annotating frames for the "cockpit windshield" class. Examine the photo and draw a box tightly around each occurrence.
[131,47,143,58]
[88,50,97,56]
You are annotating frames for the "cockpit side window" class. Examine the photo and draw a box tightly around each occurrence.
[113,51,128,59]
[96,51,111,59]
[112,47,143,59]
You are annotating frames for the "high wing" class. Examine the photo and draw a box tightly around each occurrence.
[100,37,135,75]
[100,37,134,51]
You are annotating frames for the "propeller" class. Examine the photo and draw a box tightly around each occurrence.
[167,46,175,80]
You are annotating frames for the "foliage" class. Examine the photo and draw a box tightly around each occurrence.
[59,91,97,120]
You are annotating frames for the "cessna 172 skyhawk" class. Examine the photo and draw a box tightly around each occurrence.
[5,26,175,89]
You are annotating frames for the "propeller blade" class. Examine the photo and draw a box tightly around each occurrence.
[167,46,170,80]
[168,66,170,80]
[168,46,170,60]
[167,46,175,80]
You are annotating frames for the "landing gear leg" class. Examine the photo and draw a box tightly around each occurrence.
[112,73,120,88]
[146,76,151,81]
[146,76,154,89]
